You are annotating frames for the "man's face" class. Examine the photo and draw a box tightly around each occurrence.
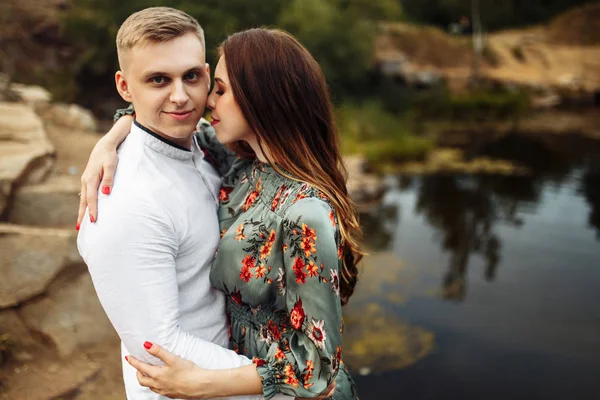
[115,32,210,148]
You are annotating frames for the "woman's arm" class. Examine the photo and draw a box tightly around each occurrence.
[252,197,344,399]
[127,343,334,399]
[76,114,132,226]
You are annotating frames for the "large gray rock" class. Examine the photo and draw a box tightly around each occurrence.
[40,102,98,133]
[8,174,79,227]
[0,224,80,308]
[19,272,115,358]
[0,102,55,215]
[0,308,36,347]
[10,83,52,109]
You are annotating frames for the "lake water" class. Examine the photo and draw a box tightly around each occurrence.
[346,134,600,400]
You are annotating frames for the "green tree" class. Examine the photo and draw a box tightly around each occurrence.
[278,0,376,96]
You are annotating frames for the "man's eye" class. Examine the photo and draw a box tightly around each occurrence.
[151,76,166,84]
[185,72,199,81]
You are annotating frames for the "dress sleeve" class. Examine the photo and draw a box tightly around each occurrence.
[256,197,344,399]
[194,119,239,177]
[77,192,263,400]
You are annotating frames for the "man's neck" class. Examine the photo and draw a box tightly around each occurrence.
[133,119,193,151]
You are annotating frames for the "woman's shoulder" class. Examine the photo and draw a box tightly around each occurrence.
[194,119,240,176]
[266,176,335,223]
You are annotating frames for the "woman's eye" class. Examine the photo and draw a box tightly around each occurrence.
[216,90,224,95]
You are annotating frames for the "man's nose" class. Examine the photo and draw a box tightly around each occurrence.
[206,89,216,110]
[170,80,189,106]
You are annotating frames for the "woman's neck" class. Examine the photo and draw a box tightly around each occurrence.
[246,136,269,163]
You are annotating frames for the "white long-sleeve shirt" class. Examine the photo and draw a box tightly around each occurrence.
[78,121,269,400]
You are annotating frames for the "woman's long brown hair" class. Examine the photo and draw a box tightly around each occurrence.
[220,28,363,305]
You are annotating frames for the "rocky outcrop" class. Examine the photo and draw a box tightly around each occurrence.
[40,103,99,133]
[19,272,115,358]
[0,102,55,216]
[8,175,80,227]
[0,224,80,308]
[0,89,121,398]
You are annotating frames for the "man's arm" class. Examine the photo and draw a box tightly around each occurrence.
[77,191,254,371]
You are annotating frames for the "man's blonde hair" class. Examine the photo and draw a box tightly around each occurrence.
[116,7,205,69]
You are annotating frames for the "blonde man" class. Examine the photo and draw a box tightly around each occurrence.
[77,8,288,400]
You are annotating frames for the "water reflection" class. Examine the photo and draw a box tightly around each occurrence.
[579,162,600,239]
[351,133,600,399]
[416,175,502,300]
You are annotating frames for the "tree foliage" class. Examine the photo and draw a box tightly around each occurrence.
[401,0,595,31]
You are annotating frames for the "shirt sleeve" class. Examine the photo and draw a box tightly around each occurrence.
[195,119,239,177]
[77,192,260,390]
[256,198,344,399]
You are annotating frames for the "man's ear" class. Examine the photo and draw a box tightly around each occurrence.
[115,71,133,102]
[205,63,211,91]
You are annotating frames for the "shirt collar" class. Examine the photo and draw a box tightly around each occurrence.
[133,119,195,161]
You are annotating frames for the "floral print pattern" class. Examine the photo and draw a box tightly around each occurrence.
[196,123,358,400]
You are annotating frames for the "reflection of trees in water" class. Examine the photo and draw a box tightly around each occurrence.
[580,161,600,240]
[359,205,398,251]
[416,175,502,301]
[415,134,575,301]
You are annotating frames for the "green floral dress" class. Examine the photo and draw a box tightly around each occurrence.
[197,124,358,400]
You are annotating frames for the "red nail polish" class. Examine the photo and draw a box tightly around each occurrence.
[125,356,129,362]
[143,341,152,350]
[76,223,80,231]
[90,215,96,223]
[102,186,111,195]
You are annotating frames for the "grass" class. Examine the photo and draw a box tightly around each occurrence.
[337,102,434,169]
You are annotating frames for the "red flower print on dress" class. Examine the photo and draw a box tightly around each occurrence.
[306,318,327,350]
[301,223,316,241]
[243,190,259,211]
[255,264,267,278]
[303,359,315,389]
[289,299,306,330]
[283,364,300,388]
[253,357,266,367]
[268,320,282,341]
[259,242,272,260]
[259,230,276,260]
[301,236,317,257]
[218,186,233,202]
[240,255,255,282]
[271,185,287,211]
[235,224,246,241]
[220,228,227,239]
[274,347,287,360]
[292,257,307,284]
[329,210,335,227]
[332,346,342,371]
[306,261,319,278]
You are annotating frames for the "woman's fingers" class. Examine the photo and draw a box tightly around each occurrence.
[76,182,87,228]
[127,355,160,379]
[85,171,100,223]
[136,369,158,388]
[100,158,117,196]
[143,341,177,366]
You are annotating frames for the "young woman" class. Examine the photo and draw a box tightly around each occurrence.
[78,28,362,399]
